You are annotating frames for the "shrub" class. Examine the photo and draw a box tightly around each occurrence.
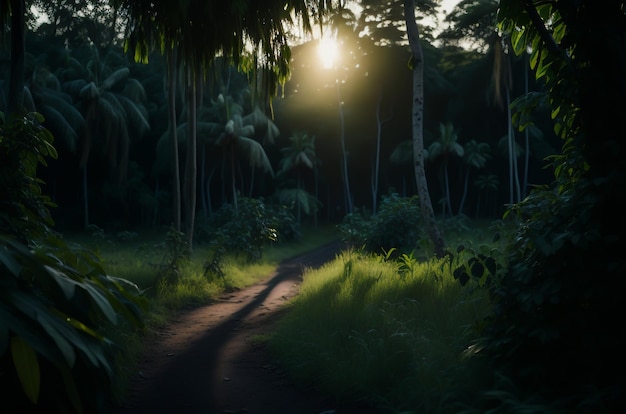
[0,112,146,412]
[338,194,425,255]
[207,198,277,262]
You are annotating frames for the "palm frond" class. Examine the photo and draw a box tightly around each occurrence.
[237,136,274,176]
[63,79,88,100]
[39,104,79,154]
[22,86,36,112]
[195,121,223,144]
[117,95,150,136]
[38,90,85,129]
[122,78,147,102]
[274,187,317,215]
[101,67,130,91]
[390,139,428,165]
[80,82,100,100]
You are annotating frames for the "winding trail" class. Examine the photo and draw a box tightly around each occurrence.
[114,241,371,414]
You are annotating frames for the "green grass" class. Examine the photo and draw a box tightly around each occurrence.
[268,241,499,412]
[66,224,339,306]
[62,223,341,404]
[66,220,504,411]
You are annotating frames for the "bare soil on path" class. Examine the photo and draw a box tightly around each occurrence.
[113,241,376,414]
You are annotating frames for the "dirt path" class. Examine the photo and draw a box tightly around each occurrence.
[113,241,372,414]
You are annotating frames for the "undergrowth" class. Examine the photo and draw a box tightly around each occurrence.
[269,248,497,413]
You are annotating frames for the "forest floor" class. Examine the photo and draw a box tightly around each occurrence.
[112,241,378,414]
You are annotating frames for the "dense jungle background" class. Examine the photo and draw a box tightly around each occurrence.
[2,0,625,413]
[2,0,558,233]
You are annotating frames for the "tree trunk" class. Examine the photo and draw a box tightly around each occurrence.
[443,159,453,216]
[372,87,389,214]
[337,78,352,214]
[183,67,197,251]
[7,0,25,114]
[82,166,90,229]
[403,0,445,258]
[166,48,181,231]
[230,141,238,210]
[458,167,470,215]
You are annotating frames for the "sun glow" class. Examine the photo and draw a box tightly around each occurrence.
[318,35,339,69]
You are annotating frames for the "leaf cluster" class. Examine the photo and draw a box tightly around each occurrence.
[0,112,57,242]
[338,193,425,256]
[199,197,299,277]
[478,1,626,409]
[1,111,147,412]
[0,234,146,413]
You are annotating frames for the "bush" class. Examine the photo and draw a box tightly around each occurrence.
[0,112,146,413]
[206,198,277,262]
[338,194,425,255]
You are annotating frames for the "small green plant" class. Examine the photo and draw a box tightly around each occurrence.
[451,244,504,288]
[155,226,190,285]
[201,198,281,269]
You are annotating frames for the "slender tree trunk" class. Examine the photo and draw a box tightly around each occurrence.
[458,167,470,215]
[7,0,25,114]
[183,67,197,251]
[403,0,445,258]
[248,166,256,198]
[201,146,207,220]
[443,160,453,216]
[314,163,319,227]
[371,88,389,214]
[297,169,302,223]
[166,48,181,231]
[506,86,521,203]
[206,166,215,216]
[523,55,530,199]
[337,78,352,214]
[82,166,89,229]
[230,141,238,210]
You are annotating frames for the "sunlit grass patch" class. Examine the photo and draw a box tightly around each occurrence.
[269,249,493,412]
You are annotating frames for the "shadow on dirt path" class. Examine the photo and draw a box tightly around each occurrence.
[113,241,375,414]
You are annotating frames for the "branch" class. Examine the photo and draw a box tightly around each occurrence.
[522,0,572,67]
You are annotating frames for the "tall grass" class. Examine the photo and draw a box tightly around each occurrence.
[66,224,340,309]
[269,248,494,413]
[63,224,341,403]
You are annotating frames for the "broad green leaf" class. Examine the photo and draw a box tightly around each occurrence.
[536,58,553,80]
[511,28,528,56]
[36,313,76,367]
[82,281,118,325]
[0,302,62,365]
[11,336,40,404]
[0,239,26,277]
[44,265,76,299]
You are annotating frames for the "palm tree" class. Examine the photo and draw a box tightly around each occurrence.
[72,48,150,227]
[457,139,491,215]
[474,173,499,217]
[428,122,464,217]
[403,0,445,258]
[28,66,85,156]
[199,93,275,210]
[242,106,281,196]
[278,131,316,222]
[115,0,328,251]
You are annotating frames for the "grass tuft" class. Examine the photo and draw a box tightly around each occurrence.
[269,248,494,413]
